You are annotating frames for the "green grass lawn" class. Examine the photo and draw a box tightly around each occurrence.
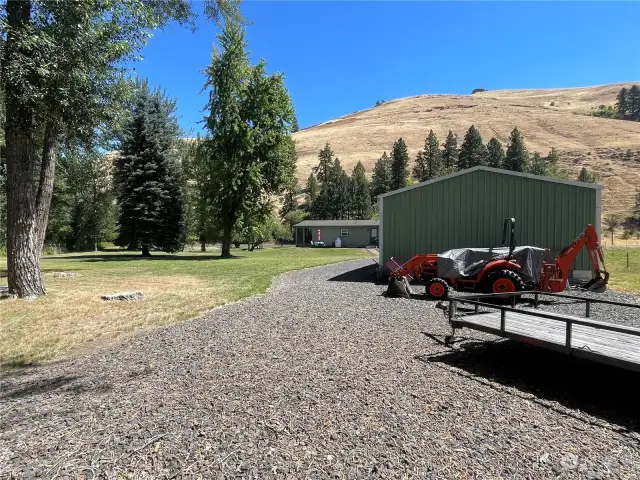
[603,247,640,293]
[0,247,373,370]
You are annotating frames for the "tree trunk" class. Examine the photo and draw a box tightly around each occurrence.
[35,121,57,253]
[221,227,232,258]
[4,0,45,298]
[200,241,206,252]
[141,245,151,257]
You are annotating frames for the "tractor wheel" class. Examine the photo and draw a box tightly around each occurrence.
[426,278,450,300]
[486,269,524,296]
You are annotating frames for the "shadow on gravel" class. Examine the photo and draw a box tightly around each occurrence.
[328,262,379,283]
[46,254,241,262]
[1,375,80,399]
[420,340,640,432]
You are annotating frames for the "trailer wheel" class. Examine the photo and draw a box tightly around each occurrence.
[426,278,449,299]
[487,269,524,295]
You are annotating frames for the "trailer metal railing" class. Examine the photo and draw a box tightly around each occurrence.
[445,291,640,372]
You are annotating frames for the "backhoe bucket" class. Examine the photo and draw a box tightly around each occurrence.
[584,277,607,293]
[385,276,412,298]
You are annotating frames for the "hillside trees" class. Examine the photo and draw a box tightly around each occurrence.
[371,152,392,197]
[486,137,505,169]
[114,82,185,257]
[441,131,458,170]
[458,125,487,169]
[390,138,409,190]
[0,0,199,297]
[202,18,297,257]
[577,167,597,183]
[350,161,372,219]
[413,130,443,182]
[503,128,529,172]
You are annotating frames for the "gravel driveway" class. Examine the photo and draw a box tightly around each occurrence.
[2,259,640,478]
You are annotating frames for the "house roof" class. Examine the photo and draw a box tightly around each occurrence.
[378,166,603,199]
[294,220,379,227]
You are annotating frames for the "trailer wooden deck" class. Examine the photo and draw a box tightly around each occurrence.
[447,292,640,372]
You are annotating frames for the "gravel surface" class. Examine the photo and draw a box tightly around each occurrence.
[2,259,640,478]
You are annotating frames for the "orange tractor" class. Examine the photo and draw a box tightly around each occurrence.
[385,219,609,299]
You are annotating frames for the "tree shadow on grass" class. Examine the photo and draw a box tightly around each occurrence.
[417,339,640,432]
[45,254,244,262]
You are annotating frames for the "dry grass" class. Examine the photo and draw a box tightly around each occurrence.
[293,82,640,218]
[0,248,373,370]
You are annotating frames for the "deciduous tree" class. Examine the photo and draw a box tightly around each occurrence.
[202,19,296,257]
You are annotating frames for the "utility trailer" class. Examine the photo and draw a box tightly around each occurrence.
[444,292,640,372]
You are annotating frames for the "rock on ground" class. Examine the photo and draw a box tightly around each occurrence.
[1,259,640,478]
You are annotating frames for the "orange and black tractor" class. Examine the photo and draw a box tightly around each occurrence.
[385,219,609,299]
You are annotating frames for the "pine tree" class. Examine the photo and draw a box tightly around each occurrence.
[305,173,319,212]
[441,130,458,170]
[331,159,351,219]
[630,85,640,121]
[390,138,409,190]
[577,167,597,183]
[486,137,505,169]
[616,87,629,119]
[291,110,300,132]
[422,130,443,181]
[371,152,392,198]
[313,143,334,184]
[413,151,427,182]
[504,127,529,172]
[279,179,299,219]
[529,153,548,176]
[115,82,186,256]
[458,125,487,170]
[350,161,372,219]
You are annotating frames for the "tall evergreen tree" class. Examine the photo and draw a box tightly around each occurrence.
[114,82,186,256]
[504,127,529,172]
[279,179,299,219]
[422,130,443,181]
[390,138,409,190]
[528,152,548,176]
[577,167,597,183]
[313,143,335,184]
[458,125,487,170]
[350,161,372,219]
[203,19,296,257]
[629,85,640,121]
[441,130,458,170]
[371,152,392,198]
[413,151,427,183]
[616,87,629,119]
[305,173,319,212]
[486,137,505,169]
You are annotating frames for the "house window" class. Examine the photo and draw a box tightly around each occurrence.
[341,228,349,236]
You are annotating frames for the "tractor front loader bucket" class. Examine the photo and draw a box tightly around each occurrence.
[583,275,608,293]
[385,276,412,299]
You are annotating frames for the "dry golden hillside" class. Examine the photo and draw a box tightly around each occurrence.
[292,83,640,218]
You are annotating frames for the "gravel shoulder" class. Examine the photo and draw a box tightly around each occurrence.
[1,259,640,478]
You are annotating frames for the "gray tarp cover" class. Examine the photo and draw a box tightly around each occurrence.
[437,246,547,282]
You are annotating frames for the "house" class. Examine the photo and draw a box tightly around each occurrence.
[294,220,379,247]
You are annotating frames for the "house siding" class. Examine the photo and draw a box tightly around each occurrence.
[296,226,375,247]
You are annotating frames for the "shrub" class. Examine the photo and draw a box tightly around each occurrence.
[550,101,555,106]
[591,105,618,119]
[471,88,486,94]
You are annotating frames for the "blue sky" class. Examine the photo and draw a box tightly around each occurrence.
[132,1,640,133]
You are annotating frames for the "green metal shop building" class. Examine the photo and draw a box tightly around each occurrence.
[378,166,603,279]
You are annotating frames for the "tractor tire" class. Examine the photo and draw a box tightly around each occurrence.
[426,278,450,300]
[486,269,524,296]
